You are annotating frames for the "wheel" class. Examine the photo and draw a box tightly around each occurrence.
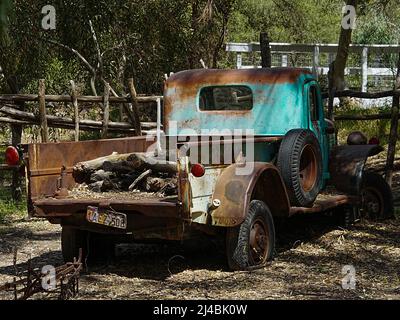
[361,172,394,220]
[226,200,275,270]
[61,226,88,263]
[61,227,115,265]
[277,129,322,207]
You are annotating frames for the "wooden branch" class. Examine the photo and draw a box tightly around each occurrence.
[334,113,392,121]
[0,93,163,103]
[128,78,142,136]
[102,82,110,138]
[321,89,400,99]
[128,169,152,191]
[0,105,157,131]
[44,39,96,75]
[38,79,48,142]
[89,20,102,71]
[0,117,30,124]
[70,80,79,141]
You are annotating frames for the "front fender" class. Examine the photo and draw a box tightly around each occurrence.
[210,162,290,227]
[328,144,384,195]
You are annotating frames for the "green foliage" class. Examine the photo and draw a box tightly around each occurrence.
[0,199,26,223]
[335,102,392,146]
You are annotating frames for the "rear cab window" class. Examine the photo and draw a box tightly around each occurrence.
[199,86,253,111]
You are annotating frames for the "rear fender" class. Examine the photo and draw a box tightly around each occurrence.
[328,144,384,195]
[210,162,290,227]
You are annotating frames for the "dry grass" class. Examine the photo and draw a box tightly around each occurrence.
[0,213,399,300]
[1,160,400,300]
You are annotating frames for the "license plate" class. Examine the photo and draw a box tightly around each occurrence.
[86,206,127,229]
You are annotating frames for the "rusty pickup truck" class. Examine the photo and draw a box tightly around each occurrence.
[12,68,393,270]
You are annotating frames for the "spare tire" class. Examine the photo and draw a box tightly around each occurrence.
[277,129,322,207]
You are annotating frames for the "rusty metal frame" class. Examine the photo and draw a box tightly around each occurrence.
[328,144,384,195]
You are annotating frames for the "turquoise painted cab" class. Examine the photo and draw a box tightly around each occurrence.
[163,68,330,183]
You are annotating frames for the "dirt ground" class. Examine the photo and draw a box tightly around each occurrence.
[0,166,400,300]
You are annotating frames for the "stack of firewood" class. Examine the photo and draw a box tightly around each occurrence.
[72,152,178,196]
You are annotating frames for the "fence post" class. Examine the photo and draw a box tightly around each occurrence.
[128,78,143,136]
[7,76,23,201]
[361,47,368,92]
[38,79,49,142]
[101,82,110,139]
[70,80,79,141]
[281,54,288,67]
[236,53,242,69]
[385,52,400,186]
[312,45,320,79]
[260,32,271,68]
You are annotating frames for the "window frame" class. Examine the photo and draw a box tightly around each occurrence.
[197,85,254,112]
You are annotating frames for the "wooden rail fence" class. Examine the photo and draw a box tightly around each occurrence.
[0,78,163,142]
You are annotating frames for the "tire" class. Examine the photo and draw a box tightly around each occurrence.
[361,172,394,220]
[226,200,275,271]
[61,226,88,263]
[277,129,322,207]
[61,227,115,265]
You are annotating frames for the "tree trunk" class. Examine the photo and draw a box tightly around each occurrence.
[385,52,400,186]
[332,0,357,91]
[260,32,272,68]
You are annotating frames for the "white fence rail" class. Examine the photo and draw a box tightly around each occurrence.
[226,42,400,92]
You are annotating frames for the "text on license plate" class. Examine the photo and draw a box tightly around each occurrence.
[86,206,127,229]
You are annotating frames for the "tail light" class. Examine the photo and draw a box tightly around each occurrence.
[369,137,380,145]
[190,163,205,177]
[5,146,20,166]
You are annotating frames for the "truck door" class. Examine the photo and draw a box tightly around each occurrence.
[305,81,329,181]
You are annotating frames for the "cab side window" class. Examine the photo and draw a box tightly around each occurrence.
[309,85,319,121]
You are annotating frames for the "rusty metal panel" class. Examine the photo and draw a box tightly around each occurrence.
[289,195,357,215]
[190,165,226,224]
[328,144,383,195]
[33,198,178,218]
[26,136,155,208]
[210,162,290,227]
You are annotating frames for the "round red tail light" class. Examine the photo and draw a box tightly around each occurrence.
[191,163,205,177]
[5,146,20,166]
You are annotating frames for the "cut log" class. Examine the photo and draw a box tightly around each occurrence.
[72,152,177,184]
[126,153,177,175]
[73,152,132,183]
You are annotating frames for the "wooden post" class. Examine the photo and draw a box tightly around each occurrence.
[236,53,242,69]
[127,78,143,136]
[70,80,79,141]
[327,61,336,120]
[281,54,288,67]
[38,79,48,142]
[7,76,23,201]
[101,82,110,138]
[260,32,271,68]
[312,45,320,79]
[385,52,400,186]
